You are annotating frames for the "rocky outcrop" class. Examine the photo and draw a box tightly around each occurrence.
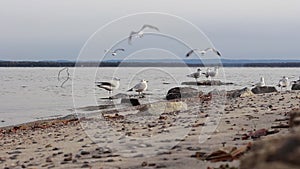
[181,80,234,86]
[227,87,254,99]
[292,84,300,90]
[290,108,300,128]
[240,109,300,169]
[166,87,203,100]
[251,86,277,94]
[240,132,300,169]
[121,98,140,106]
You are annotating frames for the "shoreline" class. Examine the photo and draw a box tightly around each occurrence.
[1,90,299,168]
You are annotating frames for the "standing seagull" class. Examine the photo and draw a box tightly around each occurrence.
[187,68,201,81]
[255,77,266,87]
[202,67,219,79]
[186,48,221,57]
[128,79,148,96]
[278,76,289,91]
[128,24,160,44]
[105,48,125,56]
[96,77,120,96]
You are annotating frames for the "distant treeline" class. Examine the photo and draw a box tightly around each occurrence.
[0,61,300,67]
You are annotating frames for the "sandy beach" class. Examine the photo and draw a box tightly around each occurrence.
[1,89,299,169]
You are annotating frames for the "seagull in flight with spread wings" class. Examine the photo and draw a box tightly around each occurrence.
[186,48,221,57]
[128,24,160,44]
[105,48,125,56]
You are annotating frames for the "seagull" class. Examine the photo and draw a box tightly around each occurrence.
[202,67,219,79]
[128,24,160,44]
[255,77,266,87]
[128,79,148,96]
[104,48,125,56]
[278,76,289,91]
[96,77,120,95]
[187,68,201,81]
[186,48,221,57]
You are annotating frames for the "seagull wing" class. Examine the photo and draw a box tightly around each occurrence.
[186,50,195,57]
[140,24,160,32]
[212,48,221,56]
[113,48,125,53]
[96,82,115,87]
[128,31,137,44]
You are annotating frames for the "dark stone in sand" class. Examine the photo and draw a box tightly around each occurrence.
[121,98,140,106]
[226,87,254,98]
[166,87,202,100]
[292,84,300,90]
[251,86,277,94]
[181,80,234,86]
[80,151,90,155]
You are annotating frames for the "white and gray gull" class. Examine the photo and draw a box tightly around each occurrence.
[128,79,148,95]
[186,48,221,57]
[96,77,120,95]
[128,24,160,44]
[187,68,201,81]
[104,48,125,56]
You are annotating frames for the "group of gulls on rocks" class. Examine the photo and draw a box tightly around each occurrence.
[186,67,219,82]
[255,76,300,91]
[97,24,222,97]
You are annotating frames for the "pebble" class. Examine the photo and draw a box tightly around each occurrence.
[77,138,84,142]
[80,151,90,155]
[46,156,52,162]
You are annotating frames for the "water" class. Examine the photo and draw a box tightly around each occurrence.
[0,67,299,127]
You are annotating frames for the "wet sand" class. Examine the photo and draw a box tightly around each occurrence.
[0,90,299,169]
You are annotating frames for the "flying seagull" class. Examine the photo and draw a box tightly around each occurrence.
[96,77,120,95]
[128,79,148,95]
[187,68,201,81]
[128,24,160,44]
[186,48,221,57]
[104,48,125,56]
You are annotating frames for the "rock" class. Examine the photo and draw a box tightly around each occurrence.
[140,101,188,116]
[292,84,300,90]
[181,80,234,86]
[166,87,202,100]
[121,98,140,106]
[240,134,300,169]
[251,86,277,94]
[109,93,130,99]
[227,87,254,99]
[289,109,300,128]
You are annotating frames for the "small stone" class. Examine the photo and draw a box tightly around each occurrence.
[81,164,91,168]
[141,161,148,167]
[46,156,52,163]
[105,159,114,162]
[77,138,84,142]
[80,151,90,155]
[52,147,59,151]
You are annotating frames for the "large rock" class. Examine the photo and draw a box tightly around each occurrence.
[227,87,254,99]
[240,134,300,169]
[166,87,202,100]
[292,84,300,90]
[290,108,300,128]
[139,101,188,116]
[251,86,277,94]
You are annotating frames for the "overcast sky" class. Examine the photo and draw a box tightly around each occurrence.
[0,0,300,61]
